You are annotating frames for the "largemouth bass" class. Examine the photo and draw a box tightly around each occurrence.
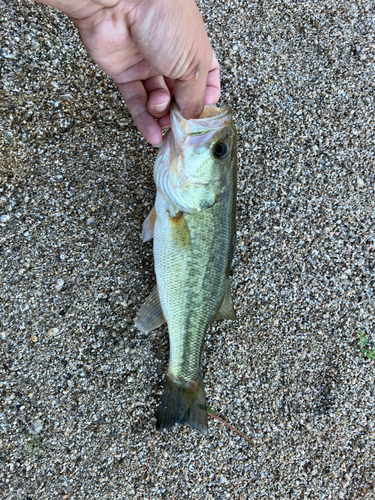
[135,103,237,432]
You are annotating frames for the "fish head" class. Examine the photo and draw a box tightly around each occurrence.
[154,103,236,213]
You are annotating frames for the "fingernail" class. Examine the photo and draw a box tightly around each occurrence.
[154,101,169,113]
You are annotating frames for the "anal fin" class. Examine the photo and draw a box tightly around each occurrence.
[213,279,236,321]
[134,285,166,332]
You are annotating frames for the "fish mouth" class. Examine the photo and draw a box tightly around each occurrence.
[171,103,232,139]
[169,103,232,162]
[199,104,232,120]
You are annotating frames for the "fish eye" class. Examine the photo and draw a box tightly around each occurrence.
[212,142,229,159]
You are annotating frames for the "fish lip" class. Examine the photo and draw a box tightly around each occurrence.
[171,103,232,128]
[200,105,232,120]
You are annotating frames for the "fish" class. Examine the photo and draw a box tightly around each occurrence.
[135,103,237,433]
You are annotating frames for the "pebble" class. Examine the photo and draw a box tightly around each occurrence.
[47,328,59,337]
[55,279,65,291]
[28,420,43,435]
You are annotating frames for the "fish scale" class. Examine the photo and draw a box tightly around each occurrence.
[154,183,234,383]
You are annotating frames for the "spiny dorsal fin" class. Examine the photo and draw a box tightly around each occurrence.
[142,206,157,242]
[134,286,166,332]
[213,279,236,321]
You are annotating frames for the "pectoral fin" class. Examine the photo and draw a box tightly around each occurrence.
[169,210,191,247]
[142,206,157,242]
[134,286,166,332]
[213,279,236,321]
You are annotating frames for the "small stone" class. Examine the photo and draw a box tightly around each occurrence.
[48,327,59,337]
[30,335,38,342]
[86,217,95,225]
[342,474,351,488]
[0,331,7,340]
[0,214,10,223]
[357,177,365,187]
[29,420,43,435]
[55,279,65,291]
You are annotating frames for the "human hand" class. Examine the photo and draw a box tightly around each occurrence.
[35,0,220,145]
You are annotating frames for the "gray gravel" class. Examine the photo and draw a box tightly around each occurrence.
[1,0,375,499]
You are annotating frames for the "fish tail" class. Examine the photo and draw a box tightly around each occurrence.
[156,373,208,433]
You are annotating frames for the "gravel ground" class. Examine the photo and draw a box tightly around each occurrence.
[1,0,375,499]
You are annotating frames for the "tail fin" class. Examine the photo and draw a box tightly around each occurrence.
[156,373,208,433]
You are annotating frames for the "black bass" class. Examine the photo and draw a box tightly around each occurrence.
[135,103,237,432]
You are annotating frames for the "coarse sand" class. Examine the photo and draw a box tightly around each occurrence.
[1,0,374,498]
